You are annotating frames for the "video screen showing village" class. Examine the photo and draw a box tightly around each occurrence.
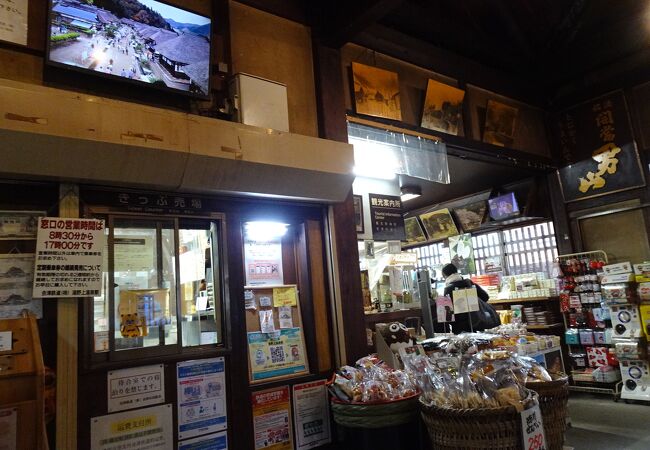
[48,0,211,96]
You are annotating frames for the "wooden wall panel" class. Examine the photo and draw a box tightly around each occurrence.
[306,220,333,373]
[229,1,318,137]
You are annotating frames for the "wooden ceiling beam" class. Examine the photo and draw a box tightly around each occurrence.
[313,0,405,48]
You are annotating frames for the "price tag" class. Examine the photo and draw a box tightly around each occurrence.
[521,403,547,450]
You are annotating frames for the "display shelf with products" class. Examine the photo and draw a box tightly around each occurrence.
[555,250,627,398]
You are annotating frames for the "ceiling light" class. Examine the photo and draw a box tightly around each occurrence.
[400,185,422,202]
[244,221,289,241]
[349,137,398,180]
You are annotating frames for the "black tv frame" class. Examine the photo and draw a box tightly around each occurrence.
[488,192,521,221]
[45,0,213,100]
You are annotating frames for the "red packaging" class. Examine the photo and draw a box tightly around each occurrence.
[568,313,578,327]
[606,349,619,367]
[586,311,598,329]
[586,346,608,367]
[560,293,570,312]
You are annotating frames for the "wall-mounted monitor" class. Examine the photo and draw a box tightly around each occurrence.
[46,0,212,98]
[488,192,520,221]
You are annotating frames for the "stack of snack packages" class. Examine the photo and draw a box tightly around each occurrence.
[329,355,418,403]
[402,348,550,411]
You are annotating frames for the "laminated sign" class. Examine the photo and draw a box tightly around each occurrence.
[33,218,105,298]
[521,403,546,450]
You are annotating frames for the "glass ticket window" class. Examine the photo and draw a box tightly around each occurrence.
[91,215,224,358]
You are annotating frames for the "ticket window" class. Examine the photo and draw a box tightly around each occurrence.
[91,215,224,359]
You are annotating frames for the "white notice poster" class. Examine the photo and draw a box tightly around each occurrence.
[91,404,173,450]
[244,240,283,286]
[292,380,331,449]
[0,407,17,450]
[107,364,165,413]
[33,218,105,298]
[0,0,27,46]
[177,357,227,440]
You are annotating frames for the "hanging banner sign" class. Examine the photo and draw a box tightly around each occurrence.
[91,404,173,450]
[0,0,28,46]
[554,91,645,202]
[252,386,293,450]
[33,218,105,298]
[292,380,331,449]
[107,364,165,413]
[369,194,405,241]
[177,357,228,440]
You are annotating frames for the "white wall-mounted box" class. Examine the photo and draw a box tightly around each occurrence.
[229,73,290,132]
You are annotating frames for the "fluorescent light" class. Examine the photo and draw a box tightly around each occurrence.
[245,221,289,241]
[400,193,420,202]
[350,137,398,180]
[400,185,422,202]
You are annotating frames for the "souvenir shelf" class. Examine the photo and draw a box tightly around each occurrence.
[557,250,622,398]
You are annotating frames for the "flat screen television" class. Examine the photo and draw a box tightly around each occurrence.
[46,0,212,98]
[488,192,520,221]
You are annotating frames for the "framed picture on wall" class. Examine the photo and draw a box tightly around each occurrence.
[453,201,487,232]
[351,62,402,121]
[483,100,519,147]
[404,217,427,244]
[353,195,364,233]
[421,79,465,135]
[418,208,459,241]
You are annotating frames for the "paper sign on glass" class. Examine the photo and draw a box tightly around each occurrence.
[91,404,173,450]
[107,364,164,413]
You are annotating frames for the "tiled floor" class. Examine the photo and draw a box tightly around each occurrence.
[565,393,650,450]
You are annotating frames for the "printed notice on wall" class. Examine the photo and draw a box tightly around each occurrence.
[91,404,173,450]
[0,407,17,450]
[107,364,165,413]
[177,357,227,441]
[0,0,28,46]
[0,254,42,319]
[244,239,283,286]
[248,328,307,381]
[33,218,105,298]
[178,431,228,450]
[252,386,293,450]
[292,380,331,449]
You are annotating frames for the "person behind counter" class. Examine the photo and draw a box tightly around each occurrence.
[433,263,500,333]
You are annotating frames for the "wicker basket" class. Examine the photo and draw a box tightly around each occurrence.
[330,393,420,429]
[525,374,569,450]
[420,399,525,450]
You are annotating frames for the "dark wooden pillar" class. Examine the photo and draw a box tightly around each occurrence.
[312,42,367,364]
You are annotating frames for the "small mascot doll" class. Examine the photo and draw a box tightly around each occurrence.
[380,321,415,355]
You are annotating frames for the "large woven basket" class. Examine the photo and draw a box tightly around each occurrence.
[525,374,569,450]
[420,399,524,450]
[330,393,420,429]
